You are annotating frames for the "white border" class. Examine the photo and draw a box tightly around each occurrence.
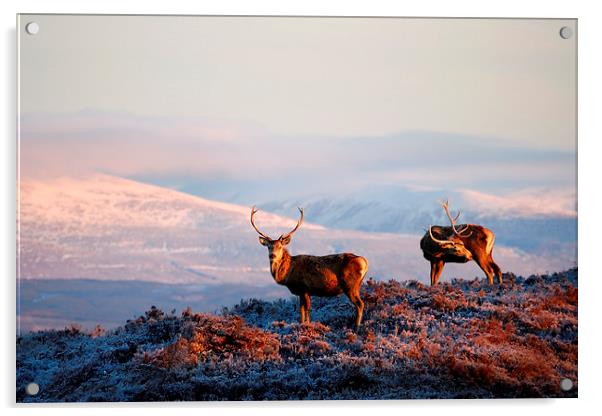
[3,1,601,414]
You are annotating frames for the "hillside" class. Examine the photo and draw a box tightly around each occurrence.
[18,174,323,284]
[259,184,577,254]
[17,175,427,285]
[18,175,575,284]
[18,174,577,332]
[18,174,574,285]
[17,269,577,402]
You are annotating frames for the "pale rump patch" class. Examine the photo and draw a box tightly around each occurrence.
[486,232,495,255]
[355,256,369,279]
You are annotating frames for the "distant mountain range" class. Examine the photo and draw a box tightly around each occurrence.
[18,174,420,284]
[19,174,575,283]
[17,175,576,331]
[259,184,577,254]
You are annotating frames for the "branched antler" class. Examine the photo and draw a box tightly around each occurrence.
[250,206,270,239]
[281,207,304,239]
[428,225,453,245]
[251,206,304,240]
[440,199,472,237]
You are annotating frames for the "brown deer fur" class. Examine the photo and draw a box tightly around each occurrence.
[251,207,368,331]
[420,201,502,286]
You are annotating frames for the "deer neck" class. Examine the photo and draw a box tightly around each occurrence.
[270,250,292,285]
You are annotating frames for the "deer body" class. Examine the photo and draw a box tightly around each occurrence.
[269,251,367,297]
[421,202,502,286]
[252,207,368,331]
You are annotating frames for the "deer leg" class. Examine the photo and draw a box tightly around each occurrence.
[347,289,364,332]
[299,296,306,323]
[474,255,495,285]
[489,255,503,284]
[430,261,445,286]
[303,293,311,322]
[341,257,367,332]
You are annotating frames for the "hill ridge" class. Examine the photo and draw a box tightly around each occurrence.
[17,268,578,401]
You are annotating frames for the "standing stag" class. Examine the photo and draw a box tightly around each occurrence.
[420,200,502,286]
[251,207,368,331]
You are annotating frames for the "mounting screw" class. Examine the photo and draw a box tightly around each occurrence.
[559,26,573,40]
[25,22,40,35]
[560,378,573,391]
[25,382,39,396]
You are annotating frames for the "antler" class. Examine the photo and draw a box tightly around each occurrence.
[428,225,453,245]
[440,200,472,237]
[251,206,305,241]
[250,206,270,239]
[281,207,304,239]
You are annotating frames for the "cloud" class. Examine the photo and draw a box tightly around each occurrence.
[19,111,268,178]
[19,112,575,202]
[459,187,577,218]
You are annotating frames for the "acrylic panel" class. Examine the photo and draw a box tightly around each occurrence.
[16,14,577,402]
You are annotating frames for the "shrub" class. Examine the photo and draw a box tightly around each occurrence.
[17,269,578,401]
[142,314,280,369]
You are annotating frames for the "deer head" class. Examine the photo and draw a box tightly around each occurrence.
[426,200,473,259]
[250,206,304,263]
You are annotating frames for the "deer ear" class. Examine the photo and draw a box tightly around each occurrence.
[280,235,292,245]
[258,236,270,246]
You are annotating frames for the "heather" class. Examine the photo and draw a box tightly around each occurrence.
[17,269,577,402]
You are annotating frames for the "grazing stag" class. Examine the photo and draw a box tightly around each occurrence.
[420,200,502,286]
[250,207,368,331]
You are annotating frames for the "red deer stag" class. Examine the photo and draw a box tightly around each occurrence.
[420,200,502,286]
[251,207,368,331]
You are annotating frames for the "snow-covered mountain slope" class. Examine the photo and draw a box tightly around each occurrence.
[18,175,325,284]
[19,174,317,230]
[259,184,577,254]
[18,175,575,288]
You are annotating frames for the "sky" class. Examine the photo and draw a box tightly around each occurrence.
[20,16,576,147]
[18,15,577,209]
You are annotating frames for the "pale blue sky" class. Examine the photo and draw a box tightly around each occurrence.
[20,15,576,150]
